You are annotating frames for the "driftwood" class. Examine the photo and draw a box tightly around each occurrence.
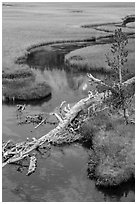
[26,154,37,176]
[2,76,135,175]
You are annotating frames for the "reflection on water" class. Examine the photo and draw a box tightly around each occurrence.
[26,44,102,109]
[36,69,92,106]
[26,42,95,71]
[3,145,135,202]
[97,179,135,202]
[2,43,135,202]
[27,48,65,71]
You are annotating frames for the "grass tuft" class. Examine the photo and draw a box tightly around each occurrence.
[80,101,135,187]
[94,124,135,187]
[2,68,51,101]
[2,68,36,88]
[2,68,35,79]
[3,82,51,101]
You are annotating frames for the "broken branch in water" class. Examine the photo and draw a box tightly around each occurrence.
[26,154,37,176]
[35,117,47,129]
[2,140,12,155]
[2,154,29,168]
[50,112,63,123]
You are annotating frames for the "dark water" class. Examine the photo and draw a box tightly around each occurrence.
[2,43,135,202]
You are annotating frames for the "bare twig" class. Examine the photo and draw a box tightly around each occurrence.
[35,118,47,129]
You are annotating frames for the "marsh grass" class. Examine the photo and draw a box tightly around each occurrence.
[3,82,51,101]
[2,68,35,79]
[65,38,135,74]
[94,123,135,187]
[2,68,51,101]
[2,68,36,88]
[80,102,135,187]
[65,60,111,73]
[2,77,33,88]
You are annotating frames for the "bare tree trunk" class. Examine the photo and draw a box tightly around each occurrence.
[118,47,123,86]
[123,107,128,124]
[119,60,122,85]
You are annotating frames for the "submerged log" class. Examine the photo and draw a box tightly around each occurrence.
[2,76,135,168]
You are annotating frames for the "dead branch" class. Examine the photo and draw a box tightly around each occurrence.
[35,118,47,129]
[26,154,37,176]
[87,73,119,94]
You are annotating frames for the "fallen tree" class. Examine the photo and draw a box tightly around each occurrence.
[2,75,135,176]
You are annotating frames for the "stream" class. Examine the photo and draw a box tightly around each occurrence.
[2,42,135,202]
